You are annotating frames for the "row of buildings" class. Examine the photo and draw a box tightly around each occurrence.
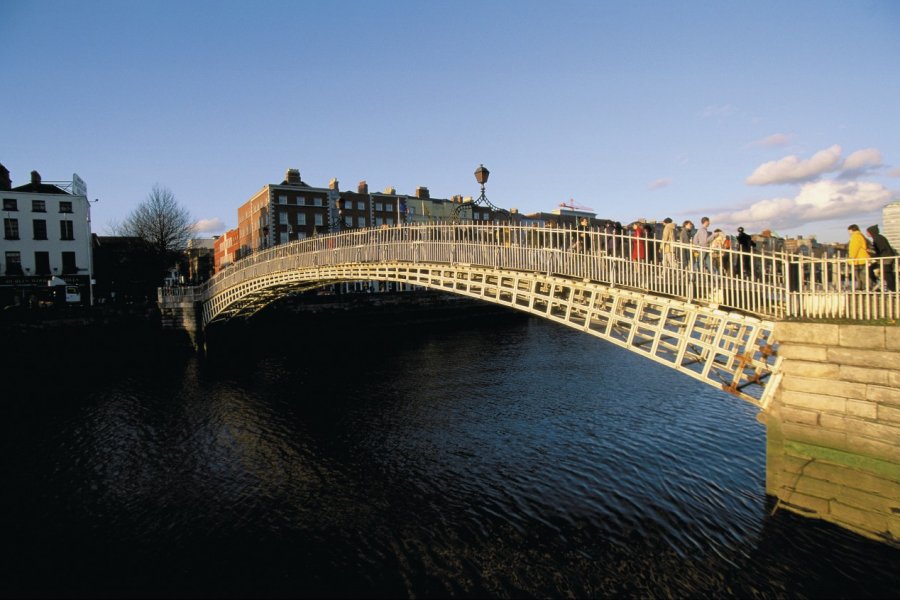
[4,162,900,308]
[211,167,578,272]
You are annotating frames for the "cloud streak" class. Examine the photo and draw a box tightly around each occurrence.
[750,133,793,148]
[648,178,671,190]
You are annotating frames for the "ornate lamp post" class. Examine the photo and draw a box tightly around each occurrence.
[454,164,508,220]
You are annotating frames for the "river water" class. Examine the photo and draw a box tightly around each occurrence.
[2,303,898,599]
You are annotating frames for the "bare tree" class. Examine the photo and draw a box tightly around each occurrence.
[120,184,194,255]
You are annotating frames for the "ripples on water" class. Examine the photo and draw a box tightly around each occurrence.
[2,309,899,598]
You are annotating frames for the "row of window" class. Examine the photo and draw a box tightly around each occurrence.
[4,218,75,240]
[276,213,325,226]
[276,195,324,207]
[4,251,78,275]
[3,199,73,213]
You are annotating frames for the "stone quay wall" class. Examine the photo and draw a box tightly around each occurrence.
[766,322,900,546]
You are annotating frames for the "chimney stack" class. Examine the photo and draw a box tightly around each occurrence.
[31,170,41,185]
[329,178,339,191]
[284,168,301,185]
[0,164,10,191]
[358,180,369,194]
[415,186,430,199]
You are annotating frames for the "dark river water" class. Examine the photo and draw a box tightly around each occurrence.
[2,302,899,599]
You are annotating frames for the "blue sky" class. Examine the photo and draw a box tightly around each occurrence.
[3,0,899,242]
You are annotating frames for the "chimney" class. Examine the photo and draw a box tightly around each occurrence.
[415,186,430,199]
[358,180,369,194]
[0,164,10,191]
[284,168,301,184]
[329,178,340,191]
[31,170,41,185]
[384,186,396,195]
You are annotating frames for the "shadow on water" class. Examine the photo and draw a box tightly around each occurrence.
[2,301,899,598]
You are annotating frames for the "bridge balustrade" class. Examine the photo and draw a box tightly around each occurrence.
[199,223,898,322]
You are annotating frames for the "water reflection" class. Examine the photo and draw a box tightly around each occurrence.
[2,312,898,598]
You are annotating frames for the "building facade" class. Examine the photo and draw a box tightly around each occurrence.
[883,200,900,251]
[236,168,337,257]
[1,165,94,307]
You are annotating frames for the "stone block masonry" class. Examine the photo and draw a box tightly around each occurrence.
[766,322,900,546]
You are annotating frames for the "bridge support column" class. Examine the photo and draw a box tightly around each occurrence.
[158,288,205,353]
[764,322,900,546]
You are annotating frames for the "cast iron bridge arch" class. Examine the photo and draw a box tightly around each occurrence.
[160,224,900,410]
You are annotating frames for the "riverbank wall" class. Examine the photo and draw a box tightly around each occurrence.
[765,322,900,546]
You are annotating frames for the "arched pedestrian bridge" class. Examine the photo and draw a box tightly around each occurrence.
[159,224,899,409]
[160,223,900,545]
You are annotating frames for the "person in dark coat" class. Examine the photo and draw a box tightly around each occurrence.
[735,226,756,278]
[866,225,896,291]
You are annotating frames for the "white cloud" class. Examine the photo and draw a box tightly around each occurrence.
[888,167,900,178]
[193,217,226,234]
[710,179,890,233]
[842,148,882,171]
[750,133,793,148]
[746,145,842,185]
[648,178,671,190]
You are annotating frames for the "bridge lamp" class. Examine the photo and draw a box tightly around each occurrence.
[474,164,489,195]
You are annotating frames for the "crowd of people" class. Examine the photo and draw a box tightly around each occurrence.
[562,215,897,292]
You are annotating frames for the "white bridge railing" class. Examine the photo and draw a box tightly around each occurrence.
[176,223,898,322]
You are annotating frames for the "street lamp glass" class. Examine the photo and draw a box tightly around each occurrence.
[474,164,490,185]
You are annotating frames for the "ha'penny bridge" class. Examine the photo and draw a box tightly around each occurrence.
[159,223,900,546]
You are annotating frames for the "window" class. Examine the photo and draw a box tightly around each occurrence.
[386,217,394,225]
[296,232,307,240]
[296,213,306,225]
[297,195,305,205]
[4,251,23,275]
[278,195,287,204]
[357,216,366,227]
[357,201,365,210]
[32,200,46,212]
[60,220,74,240]
[59,201,73,213]
[3,198,17,211]
[314,214,323,226]
[4,218,19,239]
[34,251,50,275]
[344,216,353,227]
[374,202,383,211]
[61,251,77,274]
[279,212,288,224]
[375,217,383,226]
[279,231,289,244]
[33,219,47,240]
[313,197,323,207]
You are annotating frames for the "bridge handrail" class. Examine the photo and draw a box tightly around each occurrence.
[195,223,899,321]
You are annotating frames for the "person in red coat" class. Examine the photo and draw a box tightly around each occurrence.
[631,222,646,261]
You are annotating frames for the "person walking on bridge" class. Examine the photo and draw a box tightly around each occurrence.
[679,220,694,267]
[736,227,756,279]
[694,217,711,272]
[661,218,677,269]
[866,225,896,292]
[847,224,870,290]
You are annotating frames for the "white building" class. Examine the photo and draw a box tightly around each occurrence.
[1,165,94,307]
[883,200,900,251]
